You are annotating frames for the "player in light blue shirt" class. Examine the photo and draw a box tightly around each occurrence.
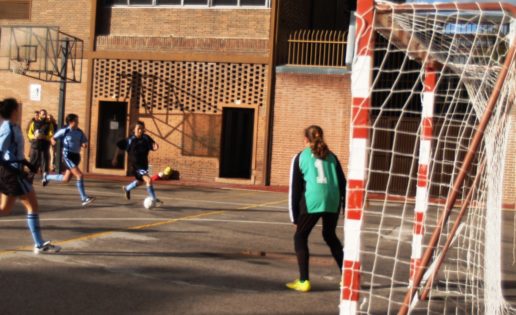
[0,98,60,254]
[42,113,95,206]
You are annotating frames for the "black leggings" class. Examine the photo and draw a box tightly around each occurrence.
[294,211,343,281]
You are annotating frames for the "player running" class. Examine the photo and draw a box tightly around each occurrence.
[287,125,346,292]
[0,98,61,254]
[42,114,95,206]
[112,121,162,206]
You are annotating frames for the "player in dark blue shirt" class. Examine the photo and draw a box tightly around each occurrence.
[113,121,161,205]
[42,114,95,206]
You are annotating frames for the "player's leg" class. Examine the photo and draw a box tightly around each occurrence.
[41,146,50,177]
[287,211,321,292]
[43,152,75,185]
[29,146,41,174]
[122,177,140,201]
[0,193,16,216]
[70,166,94,206]
[321,211,343,271]
[142,174,161,205]
[20,189,60,254]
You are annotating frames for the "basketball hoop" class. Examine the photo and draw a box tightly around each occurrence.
[11,59,30,75]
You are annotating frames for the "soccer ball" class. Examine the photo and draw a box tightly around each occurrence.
[143,197,156,210]
[163,166,172,177]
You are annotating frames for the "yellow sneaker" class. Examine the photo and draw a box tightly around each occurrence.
[286,279,311,292]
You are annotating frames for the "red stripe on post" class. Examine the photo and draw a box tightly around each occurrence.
[341,261,361,301]
[422,118,433,139]
[356,0,374,55]
[352,98,370,139]
[424,70,437,92]
[417,165,428,187]
[414,212,425,234]
[347,180,365,220]
[410,258,422,280]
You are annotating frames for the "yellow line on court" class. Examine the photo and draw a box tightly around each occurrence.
[0,198,287,257]
[128,210,224,230]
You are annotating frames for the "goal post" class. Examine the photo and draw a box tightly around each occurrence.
[341,2,516,315]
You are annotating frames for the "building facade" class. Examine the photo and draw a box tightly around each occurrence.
[0,0,514,207]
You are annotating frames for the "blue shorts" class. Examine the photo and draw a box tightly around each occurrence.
[134,168,149,181]
[63,151,81,169]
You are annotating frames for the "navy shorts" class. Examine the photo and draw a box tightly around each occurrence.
[134,168,149,181]
[63,151,81,169]
[0,165,33,196]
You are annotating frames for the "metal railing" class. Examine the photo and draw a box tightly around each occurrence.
[287,30,348,68]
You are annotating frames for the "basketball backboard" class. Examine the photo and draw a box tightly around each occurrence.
[0,26,83,83]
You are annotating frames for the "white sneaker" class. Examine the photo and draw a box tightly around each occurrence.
[81,196,95,207]
[34,241,61,254]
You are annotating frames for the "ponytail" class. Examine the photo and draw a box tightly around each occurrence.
[305,125,329,159]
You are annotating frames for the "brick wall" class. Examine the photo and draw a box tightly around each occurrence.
[0,0,92,50]
[503,110,516,208]
[0,60,90,158]
[99,7,270,39]
[88,59,269,184]
[95,35,269,55]
[270,70,351,185]
[270,69,515,207]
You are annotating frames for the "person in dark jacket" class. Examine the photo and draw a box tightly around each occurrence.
[27,109,54,176]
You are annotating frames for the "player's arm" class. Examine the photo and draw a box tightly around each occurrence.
[27,121,36,141]
[80,130,89,149]
[335,156,347,212]
[52,128,65,146]
[47,123,54,141]
[289,153,303,224]
[112,139,127,166]
[148,136,159,151]
[0,125,11,157]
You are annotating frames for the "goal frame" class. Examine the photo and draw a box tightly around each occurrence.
[340,2,516,315]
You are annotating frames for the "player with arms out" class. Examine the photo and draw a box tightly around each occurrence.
[113,121,162,207]
[42,114,95,206]
[287,125,346,292]
[0,98,60,254]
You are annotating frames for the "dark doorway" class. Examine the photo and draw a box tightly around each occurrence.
[219,107,255,179]
[96,101,128,169]
[311,0,351,30]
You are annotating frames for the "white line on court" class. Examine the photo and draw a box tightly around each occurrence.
[39,186,289,210]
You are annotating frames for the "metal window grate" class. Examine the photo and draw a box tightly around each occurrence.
[287,30,347,68]
[93,59,268,113]
[0,0,31,20]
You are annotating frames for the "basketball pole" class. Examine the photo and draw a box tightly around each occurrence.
[56,38,69,174]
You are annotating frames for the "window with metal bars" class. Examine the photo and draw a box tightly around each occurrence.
[105,0,270,7]
[0,0,31,20]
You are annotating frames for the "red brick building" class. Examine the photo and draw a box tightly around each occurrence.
[0,0,514,207]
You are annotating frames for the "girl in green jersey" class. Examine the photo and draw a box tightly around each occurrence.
[287,125,346,292]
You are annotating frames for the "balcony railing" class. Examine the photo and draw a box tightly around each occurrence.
[287,30,348,68]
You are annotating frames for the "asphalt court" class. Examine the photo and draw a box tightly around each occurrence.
[0,180,515,315]
[0,180,343,315]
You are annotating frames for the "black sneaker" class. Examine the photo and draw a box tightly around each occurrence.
[122,186,130,200]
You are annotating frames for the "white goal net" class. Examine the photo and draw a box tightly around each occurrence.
[342,2,516,315]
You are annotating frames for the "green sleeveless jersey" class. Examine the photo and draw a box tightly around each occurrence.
[298,147,341,214]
